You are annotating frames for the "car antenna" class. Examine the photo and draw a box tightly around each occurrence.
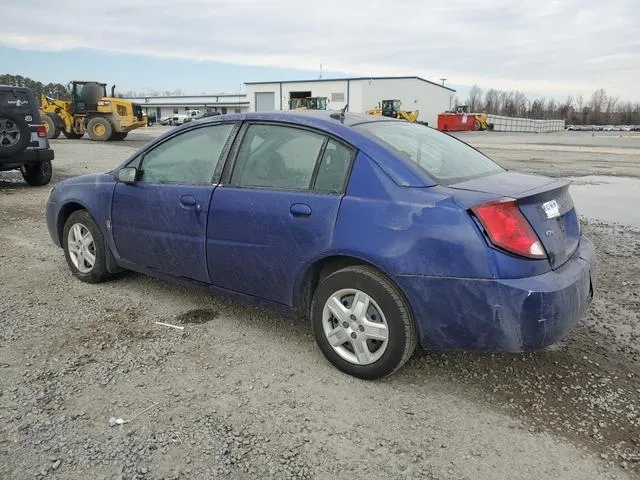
[330,104,348,122]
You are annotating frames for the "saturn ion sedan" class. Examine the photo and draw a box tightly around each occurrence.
[46,111,596,379]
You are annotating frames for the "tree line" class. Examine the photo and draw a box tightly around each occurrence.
[463,85,640,125]
[1,74,70,100]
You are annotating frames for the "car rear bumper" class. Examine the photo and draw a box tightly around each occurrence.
[0,148,54,170]
[394,237,596,351]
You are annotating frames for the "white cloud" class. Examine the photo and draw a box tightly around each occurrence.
[3,0,639,99]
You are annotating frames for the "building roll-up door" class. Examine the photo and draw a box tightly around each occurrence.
[255,92,275,112]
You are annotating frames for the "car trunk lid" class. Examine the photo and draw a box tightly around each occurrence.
[450,172,580,269]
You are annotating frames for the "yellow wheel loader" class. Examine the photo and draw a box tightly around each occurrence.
[367,99,424,124]
[40,81,147,141]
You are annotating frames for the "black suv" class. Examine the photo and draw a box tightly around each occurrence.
[0,85,54,186]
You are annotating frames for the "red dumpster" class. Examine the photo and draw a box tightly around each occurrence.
[437,112,478,132]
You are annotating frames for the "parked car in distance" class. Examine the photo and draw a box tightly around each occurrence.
[45,111,597,379]
[0,84,54,186]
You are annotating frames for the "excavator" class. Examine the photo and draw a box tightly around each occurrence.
[40,81,147,141]
[288,97,328,110]
[367,99,424,124]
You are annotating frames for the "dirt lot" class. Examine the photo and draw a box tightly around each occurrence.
[1,127,639,480]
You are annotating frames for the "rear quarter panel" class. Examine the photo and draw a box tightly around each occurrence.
[329,151,495,278]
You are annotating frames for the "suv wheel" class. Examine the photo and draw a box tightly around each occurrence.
[42,114,61,139]
[0,112,30,158]
[20,160,52,186]
[63,210,109,283]
[311,265,418,380]
[87,117,113,141]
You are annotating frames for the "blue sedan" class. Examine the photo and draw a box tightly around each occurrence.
[46,111,596,379]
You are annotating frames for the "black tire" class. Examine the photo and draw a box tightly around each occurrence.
[86,116,113,141]
[20,160,52,186]
[62,130,84,139]
[311,265,417,380]
[0,111,30,158]
[109,132,128,141]
[42,114,61,139]
[62,210,109,283]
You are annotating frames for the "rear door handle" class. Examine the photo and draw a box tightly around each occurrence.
[180,195,200,211]
[290,203,312,216]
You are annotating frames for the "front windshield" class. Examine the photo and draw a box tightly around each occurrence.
[355,121,504,185]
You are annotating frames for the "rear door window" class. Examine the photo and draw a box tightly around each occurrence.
[355,121,503,185]
[231,124,325,190]
[314,140,353,193]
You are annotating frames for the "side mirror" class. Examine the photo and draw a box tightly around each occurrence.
[117,167,138,184]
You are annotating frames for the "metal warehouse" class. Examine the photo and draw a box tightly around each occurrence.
[245,76,456,127]
[125,94,249,120]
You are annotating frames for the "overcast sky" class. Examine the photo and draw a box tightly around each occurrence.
[2,0,638,100]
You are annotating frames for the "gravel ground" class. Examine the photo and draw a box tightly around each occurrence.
[1,128,639,479]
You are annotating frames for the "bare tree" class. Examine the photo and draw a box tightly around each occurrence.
[589,88,607,124]
[466,85,483,112]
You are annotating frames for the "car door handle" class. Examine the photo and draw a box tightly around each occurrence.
[290,203,312,216]
[180,195,199,210]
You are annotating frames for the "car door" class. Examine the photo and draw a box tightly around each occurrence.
[111,122,236,283]
[206,122,354,305]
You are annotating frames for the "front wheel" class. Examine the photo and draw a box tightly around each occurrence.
[311,265,417,380]
[21,160,52,186]
[63,210,109,283]
[42,114,60,139]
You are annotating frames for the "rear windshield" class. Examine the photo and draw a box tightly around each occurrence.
[354,121,504,185]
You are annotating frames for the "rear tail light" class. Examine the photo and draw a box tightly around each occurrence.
[35,124,47,138]
[471,198,546,259]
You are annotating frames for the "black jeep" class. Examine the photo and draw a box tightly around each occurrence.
[0,85,54,186]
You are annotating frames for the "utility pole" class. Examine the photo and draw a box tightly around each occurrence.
[440,78,447,86]
[319,64,323,79]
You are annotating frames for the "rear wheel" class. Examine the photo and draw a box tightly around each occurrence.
[311,265,417,379]
[20,160,52,186]
[63,210,109,283]
[62,130,84,139]
[86,116,113,141]
[42,114,61,139]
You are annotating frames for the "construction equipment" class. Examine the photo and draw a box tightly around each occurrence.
[288,97,328,110]
[367,99,422,123]
[437,105,490,132]
[40,81,147,141]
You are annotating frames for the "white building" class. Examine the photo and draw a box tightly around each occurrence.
[244,76,456,127]
[125,94,250,120]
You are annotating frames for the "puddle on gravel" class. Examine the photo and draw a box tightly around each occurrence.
[176,308,219,325]
[568,175,640,226]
